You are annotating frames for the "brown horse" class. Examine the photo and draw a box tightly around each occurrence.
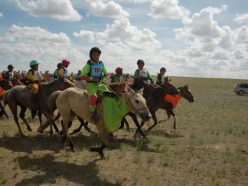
[54,87,151,158]
[139,84,194,133]
[6,79,74,136]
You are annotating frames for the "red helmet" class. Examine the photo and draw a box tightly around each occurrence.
[115,67,123,75]
[61,59,70,66]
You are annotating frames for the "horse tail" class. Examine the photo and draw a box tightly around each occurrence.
[1,90,9,106]
[48,90,62,113]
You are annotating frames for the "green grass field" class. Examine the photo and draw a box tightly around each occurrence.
[0,77,248,185]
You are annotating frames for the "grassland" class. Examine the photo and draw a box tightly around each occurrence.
[0,77,247,186]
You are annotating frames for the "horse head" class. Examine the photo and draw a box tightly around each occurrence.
[125,88,151,121]
[109,82,127,95]
[56,78,74,91]
[178,85,194,103]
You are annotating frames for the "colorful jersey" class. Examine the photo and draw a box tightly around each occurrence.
[27,69,38,83]
[134,69,154,83]
[110,74,124,83]
[81,60,107,82]
[156,73,165,85]
[3,71,14,81]
[58,67,68,79]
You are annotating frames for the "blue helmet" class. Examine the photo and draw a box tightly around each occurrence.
[29,60,40,67]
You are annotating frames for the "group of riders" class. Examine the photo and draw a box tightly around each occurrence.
[0,47,170,120]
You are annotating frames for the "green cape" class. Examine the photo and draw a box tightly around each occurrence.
[102,96,130,133]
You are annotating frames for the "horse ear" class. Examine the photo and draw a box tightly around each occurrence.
[184,84,188,89]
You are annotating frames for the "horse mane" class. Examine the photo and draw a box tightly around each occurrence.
[41,79,73,88]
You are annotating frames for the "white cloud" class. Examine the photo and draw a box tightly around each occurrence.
[73,30,95,42]
[173,5,248,78]
[128,0,150,3]
[15,0,82,21]
[234,13,248,24]
[233,26,248,45]
[74,18,161,52]
[0,12,3,17]
[148,0,189,20]
[0,25,85,72]
[88,1,129,18]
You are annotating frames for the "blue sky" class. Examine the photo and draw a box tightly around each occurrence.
[0,0,248,79]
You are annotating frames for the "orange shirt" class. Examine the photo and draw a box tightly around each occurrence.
[164,94,182,108]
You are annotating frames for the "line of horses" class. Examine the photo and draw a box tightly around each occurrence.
[0,78,194,158]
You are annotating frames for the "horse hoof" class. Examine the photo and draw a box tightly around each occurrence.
[37,127,43,134]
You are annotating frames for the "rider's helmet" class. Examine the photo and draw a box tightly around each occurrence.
[137,59,145,65]
[115,67,123,75]
[29,60,39,67]
[160,67,166,72]
[89,47,101,59]
[61,59,70,67]
[7,64,14,69]
[57,63,62,69]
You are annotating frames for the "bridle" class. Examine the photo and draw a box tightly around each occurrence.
[124,91,149,113]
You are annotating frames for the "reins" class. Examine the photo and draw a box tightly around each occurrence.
[124,92,149,113]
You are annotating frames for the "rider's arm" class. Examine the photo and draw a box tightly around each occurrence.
[81,63,91,81]
[101,66,107,83]
[147,72,154,84]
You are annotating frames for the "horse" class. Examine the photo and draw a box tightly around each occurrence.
[38,81,133,135]
[5,79,74,136]
[139,84,194,133]
[53,87,151,158]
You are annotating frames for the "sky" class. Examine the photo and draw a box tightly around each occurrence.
[0,0,248,79]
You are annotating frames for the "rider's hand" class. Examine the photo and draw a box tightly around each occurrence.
[92,78,99,83]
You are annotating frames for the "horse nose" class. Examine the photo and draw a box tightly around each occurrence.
[140,112,151,121]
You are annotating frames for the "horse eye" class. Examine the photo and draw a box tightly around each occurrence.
[135,100,139,104]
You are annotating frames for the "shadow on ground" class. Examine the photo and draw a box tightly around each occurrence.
[15,154,120,186]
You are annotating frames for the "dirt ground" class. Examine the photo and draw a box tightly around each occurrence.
[0,77,248,186]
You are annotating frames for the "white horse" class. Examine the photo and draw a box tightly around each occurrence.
[55,87,151,158]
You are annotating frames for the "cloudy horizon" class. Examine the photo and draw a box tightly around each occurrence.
[0,0,247,79]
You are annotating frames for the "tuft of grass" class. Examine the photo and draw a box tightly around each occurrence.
[133,151,141,164]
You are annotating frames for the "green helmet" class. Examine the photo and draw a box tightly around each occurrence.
[29,60,39,67]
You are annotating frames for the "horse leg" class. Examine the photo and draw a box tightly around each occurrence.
[38,110,43,126]
[70,117,83,135]
[0,101,9,118]
[90,120,107,159]
[146,111,158,132]
[19,106,32,131]
[170,110,176,130]
[61,120,75,152]
[37,112,59,134]
[123,117,130,131]
[9,103,25,137]
[50,112,60,134]
[128,113,146,138]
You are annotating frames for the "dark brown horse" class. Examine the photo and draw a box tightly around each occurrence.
[6,79,74,136]
[138,84,194,133]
